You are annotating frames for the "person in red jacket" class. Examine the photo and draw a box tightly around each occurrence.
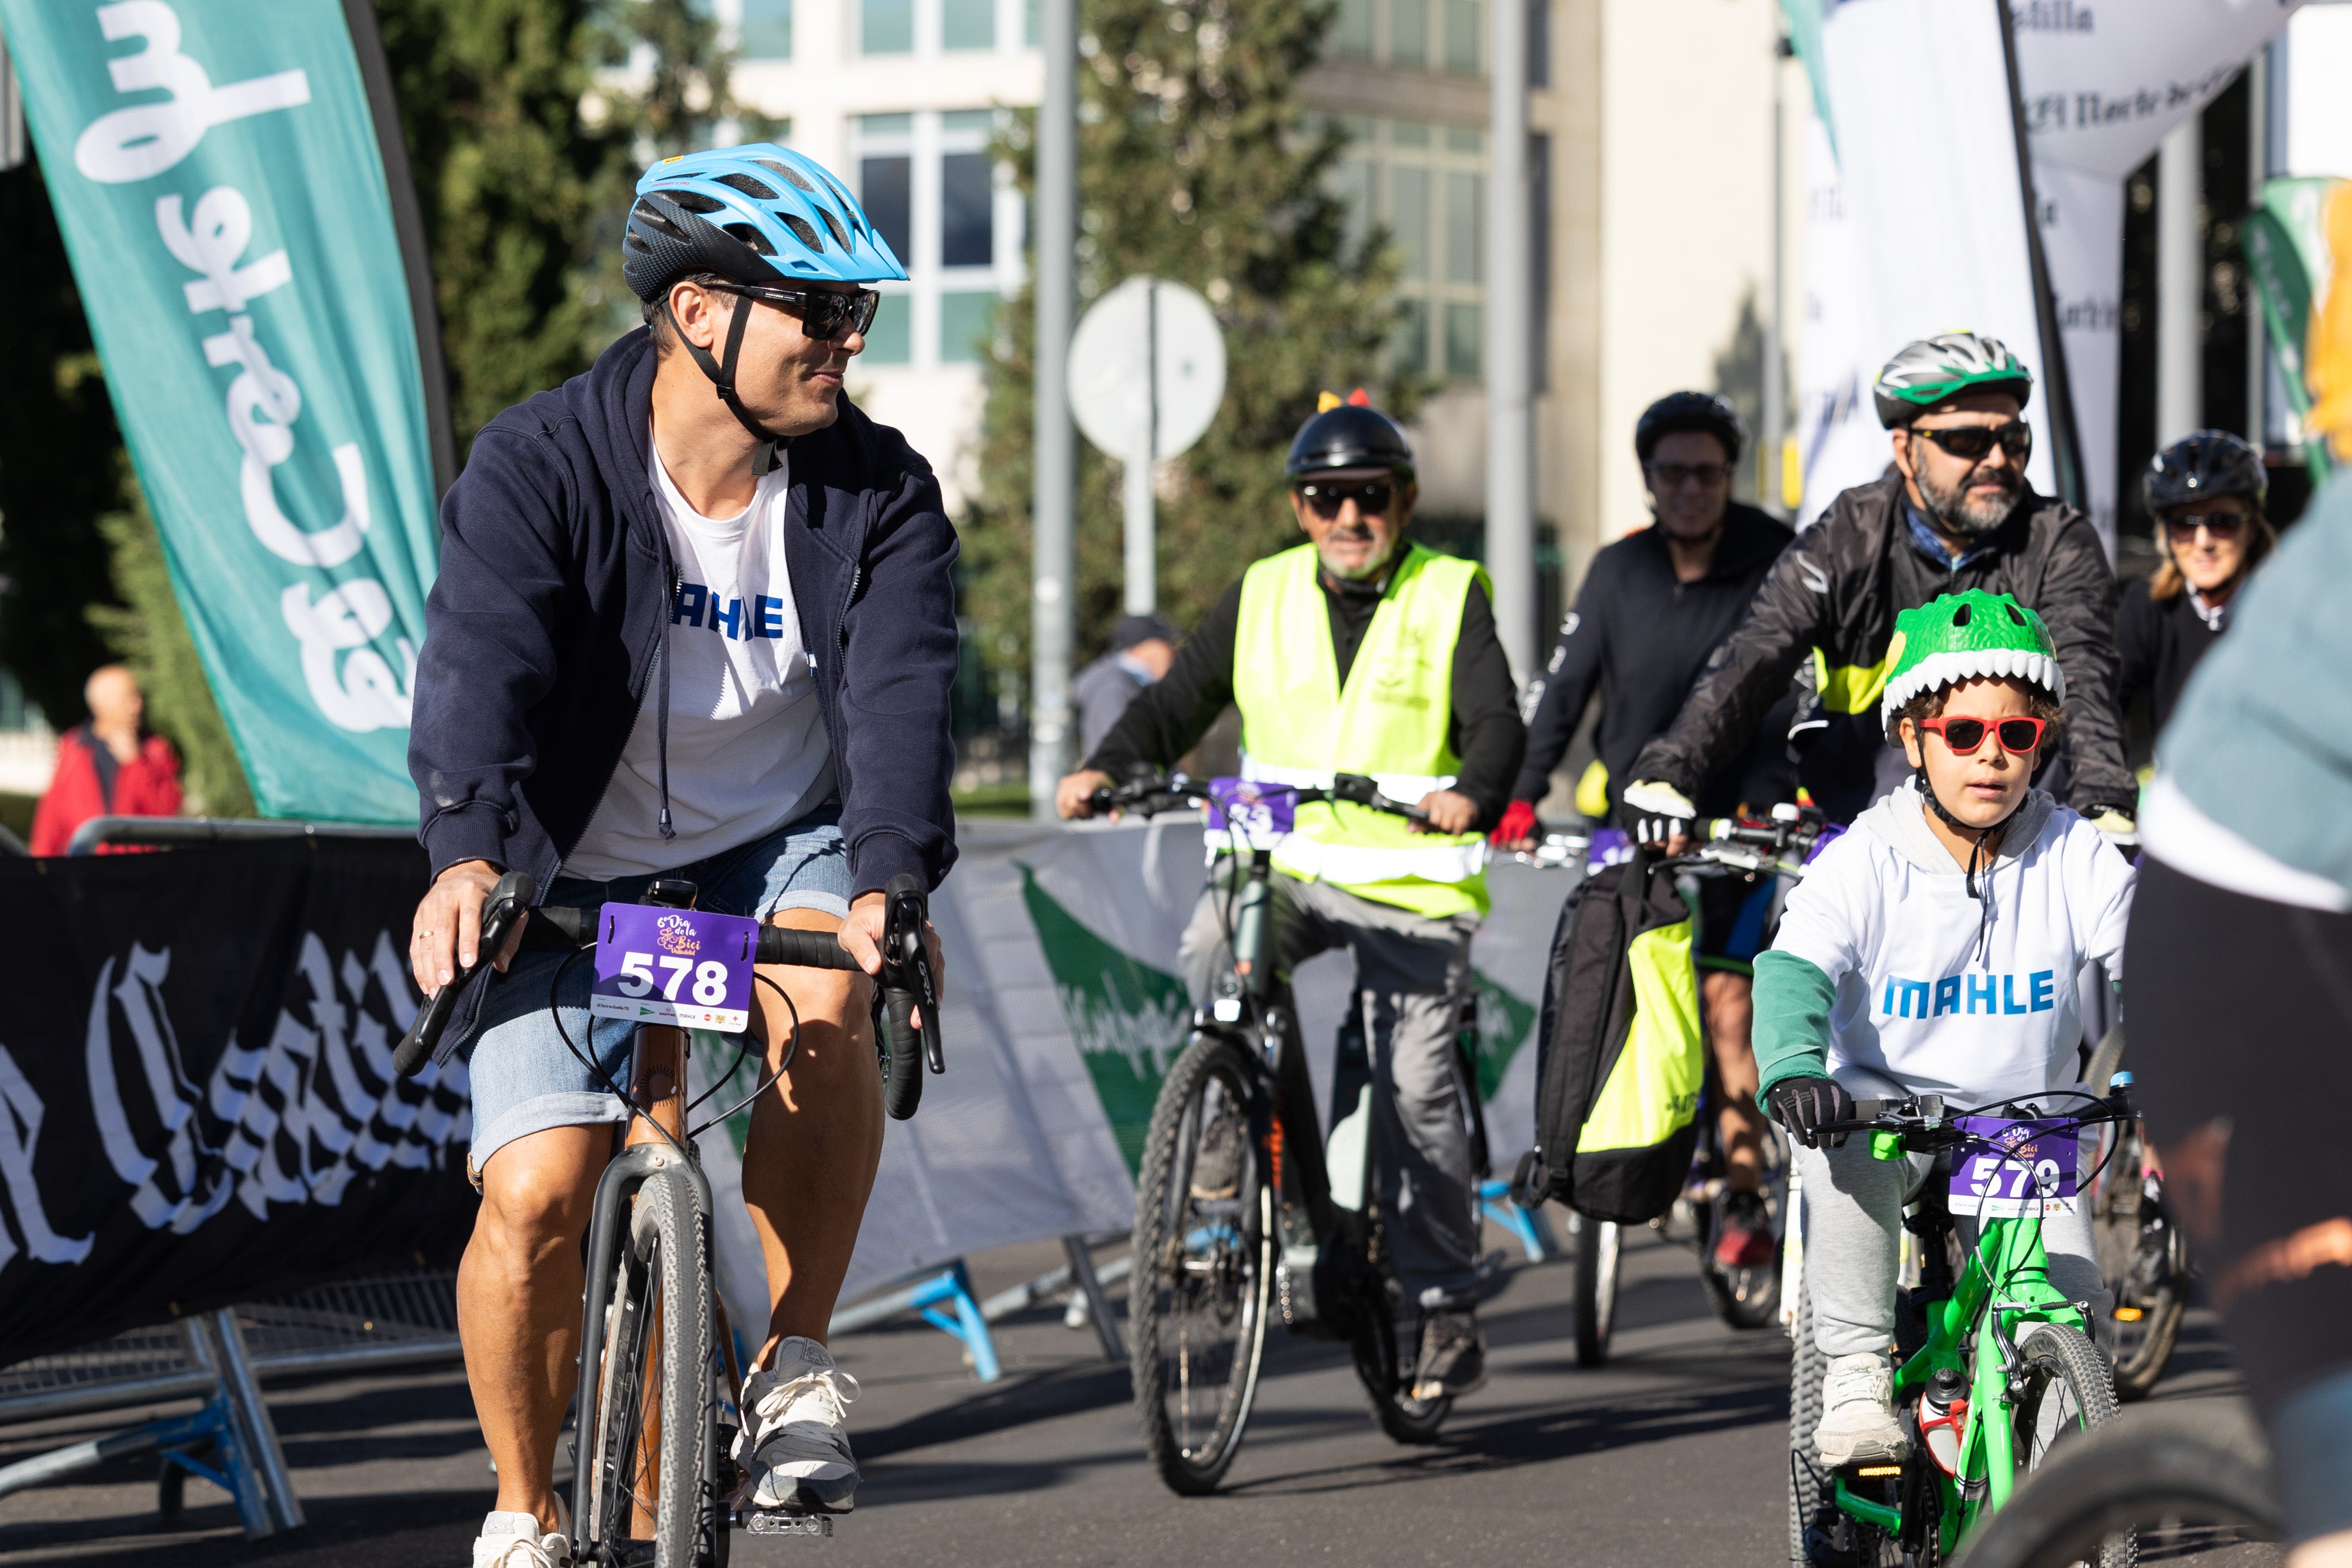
[30,665,182,855]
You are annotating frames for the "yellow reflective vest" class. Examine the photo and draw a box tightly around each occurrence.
[1231,541,1490,920]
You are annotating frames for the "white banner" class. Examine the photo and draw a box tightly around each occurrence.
[688,819,1568,1334]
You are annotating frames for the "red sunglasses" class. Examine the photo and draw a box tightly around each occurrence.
[1917,715,2049,756]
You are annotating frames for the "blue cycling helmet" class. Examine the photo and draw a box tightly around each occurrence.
[624,143,907,299]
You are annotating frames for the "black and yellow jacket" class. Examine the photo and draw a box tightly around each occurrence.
[1626,472,2134,821]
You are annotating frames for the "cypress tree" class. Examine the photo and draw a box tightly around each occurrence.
[961,0,1410,699]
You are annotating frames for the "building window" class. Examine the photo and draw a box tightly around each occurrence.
[1326,118,1487,381]
[863,294,912,363]
[1445,302,1482,377]
[858,112,915,261]
[1334,0,1373,58]
[1325,0,1486,76]
[852,109,1010,369]
[1389,0,1428,65]
[1442,0,1480,73]
[943,0,994,48]
[940,291,995,362]
[862,0,913,54]
[741,0,792,59]
[940,153,994,265]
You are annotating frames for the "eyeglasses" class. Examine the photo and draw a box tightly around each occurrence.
[1295,481,1396,520]
[707,282,881,342]
[1647,462,1733,490]
[1910,423,2034,463]
[1917,714,2049,757]
[2164,512,2248,542]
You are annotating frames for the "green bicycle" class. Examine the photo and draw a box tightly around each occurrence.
[1788,1079,2140,1567]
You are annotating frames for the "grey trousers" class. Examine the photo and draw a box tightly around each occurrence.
[1178,870,1481,1313]
[1797,1066,2110,1358]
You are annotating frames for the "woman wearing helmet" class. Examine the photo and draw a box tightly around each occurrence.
[408,144,953,1562]
[1752,590,2133,1470]
[2120,429,2277,737]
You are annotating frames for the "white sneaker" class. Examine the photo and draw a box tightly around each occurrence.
[1815,1352,1911,1468]
[472,1498,571,1568]
[737,1336,861,1513]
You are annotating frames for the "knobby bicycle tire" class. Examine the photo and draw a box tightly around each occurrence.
[1573,1215,1621,1367]
[2004,1324,2132,1568]
[584,1166,713,1568]
[1949,1401,2278,1568]
[1130,1035,1274,1496]
[1788,1282,1828,1565]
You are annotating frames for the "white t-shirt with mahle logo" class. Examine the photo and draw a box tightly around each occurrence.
[1769,782,2136,1108]
[563,446,835,880]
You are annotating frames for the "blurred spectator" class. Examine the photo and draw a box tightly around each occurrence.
[31,666,182,855]
[1074,614,1181,760]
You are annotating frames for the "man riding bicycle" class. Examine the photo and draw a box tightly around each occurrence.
[1057,395,1526,1399]
[1498,390,1795,1271]
[405,144,957,1567]
[1618,333,2137,834]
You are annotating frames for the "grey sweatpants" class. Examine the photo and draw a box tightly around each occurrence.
[1798,1068,2110,1358]
[1178,870,1481,1313]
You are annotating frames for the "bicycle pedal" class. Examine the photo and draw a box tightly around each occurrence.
[743,1509,835,1537]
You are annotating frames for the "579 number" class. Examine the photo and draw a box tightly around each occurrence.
[614,952,732,1006]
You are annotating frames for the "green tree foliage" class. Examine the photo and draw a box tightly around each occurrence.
[961,0,1409,693]
[87,468,258,817]
[0,158,127,730]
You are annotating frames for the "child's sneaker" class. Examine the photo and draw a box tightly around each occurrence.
[1815,1352,1910,1467]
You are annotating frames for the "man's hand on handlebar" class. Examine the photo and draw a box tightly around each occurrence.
[1414,788,1479,835]
[837,890,946,1028]
[1056,768,1114,820]
[410,860,528,994]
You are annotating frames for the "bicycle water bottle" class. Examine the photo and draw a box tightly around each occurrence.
[1917,1366,1968,1475]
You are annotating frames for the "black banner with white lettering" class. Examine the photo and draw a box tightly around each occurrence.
[0,839,472,1366]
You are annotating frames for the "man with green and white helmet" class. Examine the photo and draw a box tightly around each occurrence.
[1750,589,2133,1467]
[1619,332,2136,834]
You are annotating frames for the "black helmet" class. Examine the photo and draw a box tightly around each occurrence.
[1285,396,1416,483]
[2144,429,2266,517]
[1635,391,1745,466]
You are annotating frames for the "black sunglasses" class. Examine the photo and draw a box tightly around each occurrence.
[709,282,881,342]
[1295,481,1396,520]
[1910,422,2033,462]
[2164,511,2249,540]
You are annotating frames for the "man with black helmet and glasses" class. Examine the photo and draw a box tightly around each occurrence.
[2120,429,2276,738]
[406,145,955,1566]
[1618,332,2138,835]
[1497,391,1795,1269]
[1057,395,1526,1399]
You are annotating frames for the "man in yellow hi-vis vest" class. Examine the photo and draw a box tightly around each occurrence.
[1058,397,1525,1399]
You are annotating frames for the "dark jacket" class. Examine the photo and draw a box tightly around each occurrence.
[1087,547,1526,829]
[1628,473,2134,820]
[409,329,960,901]
[1514,503,1793,819]
[2117,577,2227,740]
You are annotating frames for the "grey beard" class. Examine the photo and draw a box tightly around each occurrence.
[1916,464,2020,538]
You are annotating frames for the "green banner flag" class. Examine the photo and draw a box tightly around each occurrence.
[0,0,440,822]
[2245,175,2346,479]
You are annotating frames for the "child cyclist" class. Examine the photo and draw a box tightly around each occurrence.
[1753,590,2136,1467]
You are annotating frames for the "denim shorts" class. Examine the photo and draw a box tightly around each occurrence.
[463,803,853,1174]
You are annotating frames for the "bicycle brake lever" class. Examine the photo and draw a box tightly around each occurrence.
[883,875,944,1075]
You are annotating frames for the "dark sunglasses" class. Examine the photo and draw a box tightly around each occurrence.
[1295,480,1396,520]
[1910,422,2033,462]
[1917,714,2049,757]
[2164,512,2248,541]
[710,281,881,342]
[1648,461,1733,490]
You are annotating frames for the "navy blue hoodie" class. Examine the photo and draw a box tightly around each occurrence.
[408,328,960,901]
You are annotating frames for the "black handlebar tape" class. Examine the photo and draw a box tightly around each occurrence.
[880,872,935,1119]
[754,927,863,971]
[393,871,538,1078]
[882,984,923,1120]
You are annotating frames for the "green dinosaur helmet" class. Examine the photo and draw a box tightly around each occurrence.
[1878,590,2064,736]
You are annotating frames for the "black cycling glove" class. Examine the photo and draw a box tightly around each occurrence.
[1768,1076,1855,1150]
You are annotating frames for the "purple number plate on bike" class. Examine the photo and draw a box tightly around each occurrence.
[1947,1117,2080,1219]
[589,904,759,1033]
[1205,778,1298,843]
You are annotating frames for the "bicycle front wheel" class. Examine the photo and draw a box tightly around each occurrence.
[1131,1035,1274,1496]
[2004,1323,2132,1568]
[1573,1214,1621,1367]
[583,1165,714,1568]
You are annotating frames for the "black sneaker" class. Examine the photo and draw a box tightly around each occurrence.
[1410,1310,1486,1400]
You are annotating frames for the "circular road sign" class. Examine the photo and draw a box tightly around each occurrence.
[1066,276,1227,463]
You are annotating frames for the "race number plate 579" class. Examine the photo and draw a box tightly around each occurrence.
[1947,1117,2080,1219]
[589,904,758,1032]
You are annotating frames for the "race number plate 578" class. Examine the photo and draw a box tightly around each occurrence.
[1947,1117,2080,1219]
[589,904,759,1032]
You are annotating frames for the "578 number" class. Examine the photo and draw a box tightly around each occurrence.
[616,951,731,1005]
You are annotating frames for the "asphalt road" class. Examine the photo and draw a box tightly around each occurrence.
[0,1218,2281,1567]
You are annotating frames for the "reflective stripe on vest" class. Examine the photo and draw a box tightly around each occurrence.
[1230,541,1489,918]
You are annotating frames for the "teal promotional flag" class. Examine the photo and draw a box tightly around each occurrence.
[0,0,440,824]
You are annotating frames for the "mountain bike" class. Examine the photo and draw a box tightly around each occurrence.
[1101,772,1464,1496]
[391,870,943,1564]
[1788,1081,2139,1568]
[2076,1028,2187,1401]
